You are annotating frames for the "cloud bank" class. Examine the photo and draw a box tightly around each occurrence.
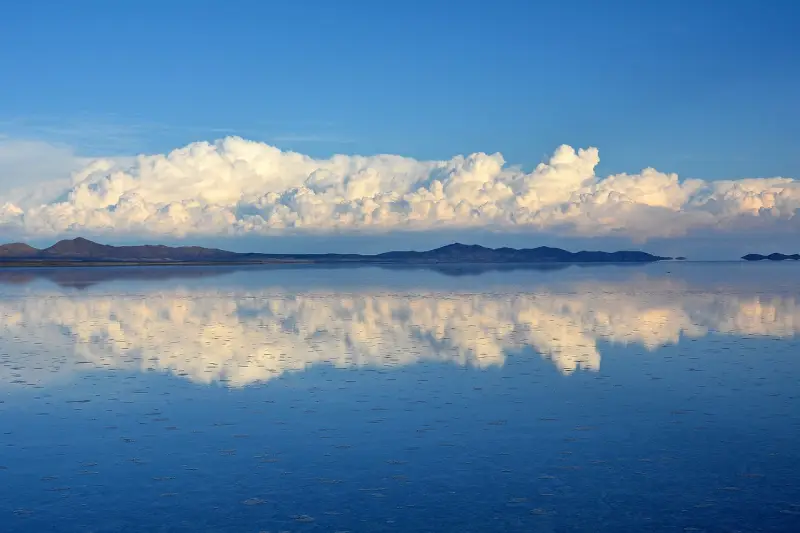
[1,136,798,241]
[3,279,798,388]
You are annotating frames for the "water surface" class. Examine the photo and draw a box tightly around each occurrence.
[1,263,799,532]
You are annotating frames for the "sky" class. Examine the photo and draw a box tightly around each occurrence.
[0,0,799,258]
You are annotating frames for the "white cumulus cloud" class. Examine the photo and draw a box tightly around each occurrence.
[1,136,798,240]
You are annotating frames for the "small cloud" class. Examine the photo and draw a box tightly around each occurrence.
[0,139,86,206]
[0,114,156,155]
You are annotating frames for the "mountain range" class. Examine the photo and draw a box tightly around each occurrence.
[0,238,670,265]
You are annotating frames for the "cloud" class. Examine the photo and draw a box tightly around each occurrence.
[2,278,798,388]
[0,139,87,207]
[1,136,798,241]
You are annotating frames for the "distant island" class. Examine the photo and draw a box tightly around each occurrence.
[742,253,800,261]
[0,238,671,267]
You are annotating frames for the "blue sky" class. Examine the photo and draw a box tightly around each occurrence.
[2,0,798,178]
[0,0,799,256]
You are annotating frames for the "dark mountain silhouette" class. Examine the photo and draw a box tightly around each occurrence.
[0,237,669,265]
[0,242,39,257]
[39,237,240,261]
[375,242,666,263]
[742,253,800,261]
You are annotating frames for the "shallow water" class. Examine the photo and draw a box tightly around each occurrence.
[1,263,799,532]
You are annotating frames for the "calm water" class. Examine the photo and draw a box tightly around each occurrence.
[1,263,799,532]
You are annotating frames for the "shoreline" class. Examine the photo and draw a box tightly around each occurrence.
[0,259,316,268]
[0,259,751,269]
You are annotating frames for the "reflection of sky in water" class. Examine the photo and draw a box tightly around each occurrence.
[1,264,799,532]
[2,274,800,387]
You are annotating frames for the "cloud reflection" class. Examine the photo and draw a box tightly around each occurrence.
[1,279,798,388]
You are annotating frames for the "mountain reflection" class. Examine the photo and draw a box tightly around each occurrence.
[1,278,799,388]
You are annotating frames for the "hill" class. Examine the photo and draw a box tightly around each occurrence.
[0,243,39,257]
[376,242,667,263]
[40,237,238,261]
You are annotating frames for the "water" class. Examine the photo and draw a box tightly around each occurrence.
[1,263,799,532]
